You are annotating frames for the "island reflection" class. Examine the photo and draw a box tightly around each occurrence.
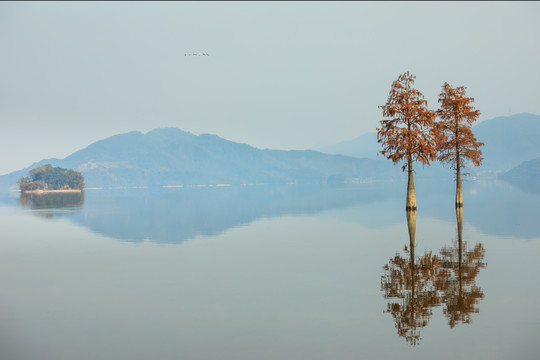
[381,206,486,345]
[20,191,85,218]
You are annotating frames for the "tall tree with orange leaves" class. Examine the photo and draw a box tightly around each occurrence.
[378,72,437,210]
[436,83,483,207]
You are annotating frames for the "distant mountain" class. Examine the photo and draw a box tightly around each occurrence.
[0,128,398,189]
[499,156,540,194]
[313,131,452,179]
[4,113,538,190]
[314,132,380,159]
[471,113,540,173]
[313,113,540,175]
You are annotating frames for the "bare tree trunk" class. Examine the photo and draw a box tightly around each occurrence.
[456,164,463,208]
[406,160,417,211]
[456,202,463,240]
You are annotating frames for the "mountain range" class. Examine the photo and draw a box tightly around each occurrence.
[313,113,540,189]
[1,113,539,191]
[314,113,540,170]
[0,128,397,189]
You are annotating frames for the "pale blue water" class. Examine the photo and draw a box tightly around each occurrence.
[0,180,538,359]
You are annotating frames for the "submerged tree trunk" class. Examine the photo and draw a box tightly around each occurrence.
[406,160,417,211]
[456,202,463,241]
[406,208,417,253]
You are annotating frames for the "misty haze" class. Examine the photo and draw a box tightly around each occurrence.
[1,2,540,360]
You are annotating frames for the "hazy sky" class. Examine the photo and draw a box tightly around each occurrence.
[1,1,540,175]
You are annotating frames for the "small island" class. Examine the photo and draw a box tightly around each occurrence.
[19,164,85,194]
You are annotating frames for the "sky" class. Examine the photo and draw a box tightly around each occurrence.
[1,1,540,175]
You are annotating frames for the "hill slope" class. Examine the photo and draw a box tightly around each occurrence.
[499,156,540,193]
[0,128,397,189]
[314,132,380,159]
[473,113,540,172]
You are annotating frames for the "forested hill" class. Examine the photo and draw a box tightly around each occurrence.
[0,128,397,189]
[19,164,84,191]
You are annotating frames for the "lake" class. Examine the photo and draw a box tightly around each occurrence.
[0,179,539,360]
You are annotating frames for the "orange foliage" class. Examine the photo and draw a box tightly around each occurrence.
[436,83,484,173]
[378,72,437,172]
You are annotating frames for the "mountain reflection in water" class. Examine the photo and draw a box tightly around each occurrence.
[18,183,403,243]
[381,206,486,345]
[10,180,540,242]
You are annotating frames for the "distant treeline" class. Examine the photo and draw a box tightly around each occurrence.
[19,164,85,191]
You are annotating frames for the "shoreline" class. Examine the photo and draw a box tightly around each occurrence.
[22,189,83,195]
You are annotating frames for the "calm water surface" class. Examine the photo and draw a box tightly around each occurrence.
[0,180,539,359]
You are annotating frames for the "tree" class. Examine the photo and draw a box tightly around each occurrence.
[436,83,483,207]
[18,176,28,192]
[378,72,437,210]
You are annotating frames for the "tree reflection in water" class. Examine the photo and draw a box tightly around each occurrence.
[438,206,486,328]
[381,209,441,345]
[381,207,486,345]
